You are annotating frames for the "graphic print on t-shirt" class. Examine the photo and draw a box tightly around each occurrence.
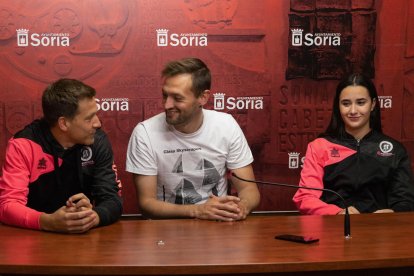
[170,153,220,204]
[200,159,220,196]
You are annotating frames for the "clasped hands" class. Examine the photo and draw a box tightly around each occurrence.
[40,193,99,233]
[195,195,248,222]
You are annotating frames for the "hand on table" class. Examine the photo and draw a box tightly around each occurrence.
[40,193,99,233]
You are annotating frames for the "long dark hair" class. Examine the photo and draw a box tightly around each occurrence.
[321,73,382,139]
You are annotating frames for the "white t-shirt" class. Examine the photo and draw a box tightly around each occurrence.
[126,109,253,205]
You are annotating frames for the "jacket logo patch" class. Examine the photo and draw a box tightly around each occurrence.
[37,158,47,169]
[378,141,394,157]
[81,146,93,161]
[81,146,94,166]
[330,148,340,157]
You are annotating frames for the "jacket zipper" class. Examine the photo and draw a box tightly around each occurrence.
[356,139,361,196]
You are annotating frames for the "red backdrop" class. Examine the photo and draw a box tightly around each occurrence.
[0,0,413,214]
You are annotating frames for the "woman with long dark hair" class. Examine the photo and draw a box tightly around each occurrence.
[293,74,414,215]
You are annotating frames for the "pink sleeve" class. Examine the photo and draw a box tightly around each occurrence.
[0,138,42,229]
[292,140,342,215]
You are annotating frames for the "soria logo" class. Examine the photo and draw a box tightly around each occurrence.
[213,93,263,110]
[291,28,341,47]
[156,29,207,47]
[288,152,305,169]
[96,98,129,111]
[378,96,392,109]
[16,29,70,47]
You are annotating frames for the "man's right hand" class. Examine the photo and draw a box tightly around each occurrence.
[40,206,98,233]
[194,195,242,221]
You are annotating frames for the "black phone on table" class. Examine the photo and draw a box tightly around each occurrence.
[275,234,319,244]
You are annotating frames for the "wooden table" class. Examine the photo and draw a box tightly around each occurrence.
[1,212,414,275]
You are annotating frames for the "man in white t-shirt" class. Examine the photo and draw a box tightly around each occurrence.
[126,57,260,221]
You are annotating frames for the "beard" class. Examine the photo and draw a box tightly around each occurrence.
[165,105,200,126]
[165,110,190,126]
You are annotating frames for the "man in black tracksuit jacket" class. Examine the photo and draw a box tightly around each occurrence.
[0,79,122,233]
